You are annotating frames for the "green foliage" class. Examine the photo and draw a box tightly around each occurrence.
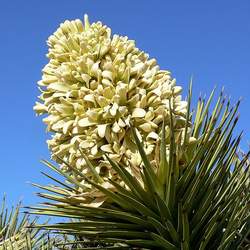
[0,196,53,250]
[29,90,250,249]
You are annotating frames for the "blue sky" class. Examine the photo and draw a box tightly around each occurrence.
[0,0,250,207]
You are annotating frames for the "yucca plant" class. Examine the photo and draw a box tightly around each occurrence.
[30,88,250,249]
[33,15,189,207]
[0,196,53,250]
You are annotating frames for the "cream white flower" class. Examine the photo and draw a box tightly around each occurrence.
[34,15,189,206]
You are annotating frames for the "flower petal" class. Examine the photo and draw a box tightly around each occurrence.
[132,108,146,118]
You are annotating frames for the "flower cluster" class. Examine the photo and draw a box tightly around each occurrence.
[34,15,188,205]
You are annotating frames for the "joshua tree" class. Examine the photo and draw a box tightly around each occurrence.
[0,196,52,250]
[31,15,250,249]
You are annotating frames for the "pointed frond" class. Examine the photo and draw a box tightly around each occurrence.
[0,196,53,250]
[30,90,250,250]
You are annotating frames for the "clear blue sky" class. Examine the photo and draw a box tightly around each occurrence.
[0,0,250,207]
